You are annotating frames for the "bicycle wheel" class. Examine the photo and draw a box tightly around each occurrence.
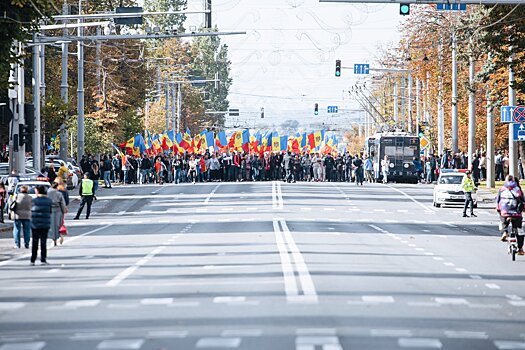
[512,246,517,261]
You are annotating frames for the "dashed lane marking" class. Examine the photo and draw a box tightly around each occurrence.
[0,303,25,311]
[398,338,442,348]
[370,329,412,337]
[96,339,145,349]
[204,184,221,204]
[196,337,241,348]
[106,246,166,287]
[486,283,501,289]
[220,329,263,337]
[0,342,47,350]
[444,331,488,339]
[494,341,525,349]
[147,330,188,338]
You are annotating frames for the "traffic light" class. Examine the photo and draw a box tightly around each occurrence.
[400,3,410,15]
[19,124,31,146]
[314,103,319,115]
[260,107,264,119]
[335,60,341,77]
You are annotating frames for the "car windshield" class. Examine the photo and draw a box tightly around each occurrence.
[16,184,49,195]
[439,175,463,185]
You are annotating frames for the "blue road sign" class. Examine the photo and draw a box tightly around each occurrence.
[512,123,525,141]
[513,105,525,123]
[327,106,339,113]
[353,64,370,75]
[436,4,466,10]
[501,106,516,123]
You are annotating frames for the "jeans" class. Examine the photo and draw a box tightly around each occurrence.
[174,169,181,184]
[123,170,129,183]
[103,171,111,187]
[463,192,474,215]
[13,219,30,248]
[30,228,48,263]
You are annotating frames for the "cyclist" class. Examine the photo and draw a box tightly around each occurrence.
[497,175,525,255]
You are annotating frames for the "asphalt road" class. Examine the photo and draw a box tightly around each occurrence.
[0,181,523,350]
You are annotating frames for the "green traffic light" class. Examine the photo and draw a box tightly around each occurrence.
[335,71,341,77]
[400,4,410,15]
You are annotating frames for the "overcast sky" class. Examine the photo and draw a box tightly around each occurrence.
[184,0,403,129]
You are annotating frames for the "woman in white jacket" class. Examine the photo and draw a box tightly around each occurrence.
[381,155,390,184]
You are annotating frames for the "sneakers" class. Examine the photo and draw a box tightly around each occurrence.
[500,233,508,242]
[41,261,48,265]
[73,217,79,220]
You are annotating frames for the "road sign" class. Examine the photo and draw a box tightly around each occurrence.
[513,105,525,123]
[512,123,525,141]
[501,106,516,123]
[436,4,466,10]
[354,64,370,74]
[420,136,430,150]
[327,106,339,113]
[228,108,239,116]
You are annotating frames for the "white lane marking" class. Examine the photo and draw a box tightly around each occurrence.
[416,248,425,252]
[433,257,444,261]
[444,331,488,339]
[323,208,335,211]
[388,185,435,213]
[213,297,246,303]
[370,329,412,337]
[296,329,336,335]
[407,302,441,308]
[0,303,25,311]
[443,262,455,267]
[455,268,468,273]
[168,301,200,307]
[70,332,115,340]
[241,218,255,222]
[435,298,469,305]
[470,275,483,280]
[296,336,342,350]
[486,283,501,290]
[362,296,395,304]
[204,184,221,204]
[147,330,188,338]
[0,342,46,350]
[106,246,166,287]
[196,337,241,348]
[96,339,145,349]
[507,295,522,301]
[220,329,263,337]
[140,298,173,305]
[468,303,501,309]
[273,220,299,298]
[509,301,525,306]
[107,303,139,309]
[218,218,231,222]
[369,224,389,234]
[280,220,317,303]
[397,209,409,213]
[398,338,442,348]
[494,340,525,349]
[64,299,101,308]
[45,268,61,274]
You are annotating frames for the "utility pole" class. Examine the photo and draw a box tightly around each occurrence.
[8,44,20,174]
[407,71,412,133]
[77,0,85,162]
[205,0,212,29]
[177,83,182,132]
[509,50,517,177]
[393,80,398,123]
[486,89,495,188]
[451,31,458,154]
[165,84,170,131]
[17,42,26,173]
[171,82,176,130]
[437,38,444,157]
[467,37,476,169]
[416,78,420,135]
[59,3,69,161]
[32,36,41,169]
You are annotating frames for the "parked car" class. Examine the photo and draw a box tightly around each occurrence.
[0,163,49,187]
[433,170,477,208]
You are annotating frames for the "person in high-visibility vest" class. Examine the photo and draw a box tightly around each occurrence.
[462,170,477,218]
[74,173,94,220]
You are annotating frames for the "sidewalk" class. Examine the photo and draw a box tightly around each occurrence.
[477,188,496,203]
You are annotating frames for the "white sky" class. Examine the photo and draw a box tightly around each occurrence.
[184,0,404,129]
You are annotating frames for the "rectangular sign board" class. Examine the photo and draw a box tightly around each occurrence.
[354,64,369,75]
[436,4,466,10]
[501,106,516,123]
[319,0,523,4]
[512,123,525,141]
[327,106,339,113]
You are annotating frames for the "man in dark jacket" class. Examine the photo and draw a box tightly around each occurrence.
[30,185,52,266]
[74,173,95,220]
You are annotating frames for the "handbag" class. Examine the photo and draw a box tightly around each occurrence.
[59,219,68,236]
[9,195,17,212]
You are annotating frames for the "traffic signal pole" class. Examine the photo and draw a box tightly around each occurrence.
[509,51,517,177]
[32,37,41,169]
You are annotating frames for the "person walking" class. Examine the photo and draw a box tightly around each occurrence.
[56,178,70,245]
[461,170,477,218]
[381,155,390,184]
[74,173,94,220]
[0,182,6,223]
[30,185,52,266]
[102,155,113,188]
[47,181,67,246]
[11,185,32,249]
[364,156,374,183]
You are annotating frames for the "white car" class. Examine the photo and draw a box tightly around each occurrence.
[433,171,477,208]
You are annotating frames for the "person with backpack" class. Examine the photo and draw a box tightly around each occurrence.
[497,175,525,255]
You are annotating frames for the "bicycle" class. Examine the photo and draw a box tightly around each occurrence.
[502,217,521,261]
